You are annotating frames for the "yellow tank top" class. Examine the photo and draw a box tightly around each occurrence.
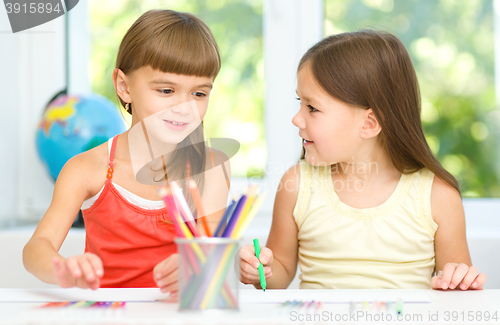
[293,160,437,289]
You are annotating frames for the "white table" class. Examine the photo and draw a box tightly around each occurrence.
[0,288,499,324]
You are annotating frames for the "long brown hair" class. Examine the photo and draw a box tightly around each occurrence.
[115,9,222,211]
[298,29,460,194]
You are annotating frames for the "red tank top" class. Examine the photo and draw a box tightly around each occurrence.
[82,134,177,288]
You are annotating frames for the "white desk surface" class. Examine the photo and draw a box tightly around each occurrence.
[0,288,499,324]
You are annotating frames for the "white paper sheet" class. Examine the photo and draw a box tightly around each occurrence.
[0,288,169,303]
[239,289,432,304]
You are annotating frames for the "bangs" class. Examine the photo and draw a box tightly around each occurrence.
[139,18,220,78]
[118,10,221,78]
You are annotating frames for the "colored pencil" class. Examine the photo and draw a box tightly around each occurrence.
[221,195,247,237]
[232,191,267,238]
[188,178,211,237]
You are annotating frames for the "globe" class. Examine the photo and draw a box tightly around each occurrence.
[36,94,127,181]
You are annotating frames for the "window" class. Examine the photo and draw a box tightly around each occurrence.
[325,0,499,196]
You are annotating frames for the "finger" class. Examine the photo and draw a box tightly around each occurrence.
[440,263,458,290]
[241,261,260,276]
[458,266,478,290]
[240,264,272,283]
[258,247,273,266]
[87,254,104,278]
[449,263,469,290]
[65,257,83,279]
[78,258,97,283]
[89,278,100,290]
[52,258,72,287]
[75,276,91,289]
[431,275,441,289]
[160,281,178,294]
[239,246,260,269]
[157,269,178,291]
[154,254,179,281]
[470,273,487,290]
[239,270,261,283]
[161,291,178,303]
[52,257,65,273]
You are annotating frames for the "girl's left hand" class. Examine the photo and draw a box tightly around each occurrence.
[153,253,179,301]
[431,263,487,290]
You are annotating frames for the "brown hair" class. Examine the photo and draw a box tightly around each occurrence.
[116,9,221,113]
[298,29,460,194]
[115,9,222,213]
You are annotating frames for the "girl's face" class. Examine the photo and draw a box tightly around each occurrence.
[116,66,213,145]
[292,64,365,166]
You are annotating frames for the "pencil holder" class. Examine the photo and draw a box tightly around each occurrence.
[175,237,240,312]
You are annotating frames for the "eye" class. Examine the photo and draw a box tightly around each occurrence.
[158,89,173,95]
[307,105,318,113]
[192,92,207,98]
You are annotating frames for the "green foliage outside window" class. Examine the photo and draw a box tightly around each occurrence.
[325,0,499,196]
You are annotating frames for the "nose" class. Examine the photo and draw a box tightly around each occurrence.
[292,109,305,130]
[170,101,190,115]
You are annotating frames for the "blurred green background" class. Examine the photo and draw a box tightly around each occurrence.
[90,0,499,196]
[324,0,499,197]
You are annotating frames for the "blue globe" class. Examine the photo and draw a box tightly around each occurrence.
[36,94,127,181]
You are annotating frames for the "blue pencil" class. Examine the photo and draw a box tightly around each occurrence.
[222,195,247,237]
[214,200,236,237]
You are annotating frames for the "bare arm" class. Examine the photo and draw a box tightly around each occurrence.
[23,153,97,284]
[431,176,486,290]
[238,164,300,289]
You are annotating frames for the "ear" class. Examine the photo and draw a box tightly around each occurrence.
[113,68,133,103]
[360,108,381,139]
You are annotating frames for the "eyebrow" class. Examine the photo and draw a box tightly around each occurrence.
[150,80,213,89]
[296,90,312,102]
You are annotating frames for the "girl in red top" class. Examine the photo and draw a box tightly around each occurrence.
[23,10,230,298]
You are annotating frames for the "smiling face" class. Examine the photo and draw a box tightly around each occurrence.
[292,63,366,166]
[114,66,214,145]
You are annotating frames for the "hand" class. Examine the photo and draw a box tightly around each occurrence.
[432,263,487,290]
[153,253,179,300]
[237,244,273,285]
[52,253,103,290]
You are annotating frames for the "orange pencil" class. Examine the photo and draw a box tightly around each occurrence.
[188,178,211,237]
[206,137,215,168]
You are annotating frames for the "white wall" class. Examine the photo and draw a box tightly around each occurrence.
[0,0,90,227]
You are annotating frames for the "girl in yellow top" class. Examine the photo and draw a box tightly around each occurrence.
[238,30,487,290]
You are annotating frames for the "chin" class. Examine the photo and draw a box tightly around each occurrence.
[305,154,336,167]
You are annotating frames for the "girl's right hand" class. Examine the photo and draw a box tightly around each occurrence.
[237,244,273,285]
[51,253,104,290]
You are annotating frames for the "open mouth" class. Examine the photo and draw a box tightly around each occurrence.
[164,120,188,126]
[163,119,189,131]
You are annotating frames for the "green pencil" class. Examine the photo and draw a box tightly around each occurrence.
[253,238,267,291]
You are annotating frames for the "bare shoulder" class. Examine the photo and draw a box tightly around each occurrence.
[61,141,109,200]
[430,175,464,225]
[273,163,301,212]
[279,162,301,195]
